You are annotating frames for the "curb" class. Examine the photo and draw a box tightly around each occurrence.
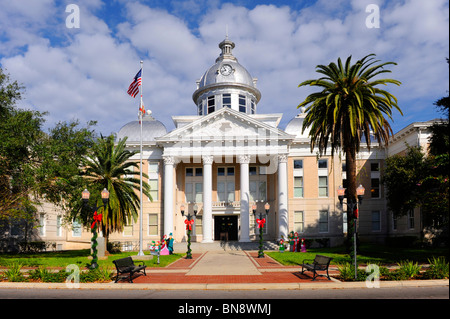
[0,279,448,290]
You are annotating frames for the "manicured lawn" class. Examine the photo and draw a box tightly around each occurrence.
[266,244,449,266]
[0,249,184,269]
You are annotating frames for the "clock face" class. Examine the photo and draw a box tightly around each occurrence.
[220,64,233,76]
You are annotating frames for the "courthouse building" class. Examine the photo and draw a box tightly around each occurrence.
[21,38,439,251]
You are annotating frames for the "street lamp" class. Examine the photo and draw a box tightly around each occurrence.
[82,188,109,269]
[254,202,269,258]
[337,184,365,280]
[181,203,197,259]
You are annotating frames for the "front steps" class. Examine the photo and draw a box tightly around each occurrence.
[173,240,279,253]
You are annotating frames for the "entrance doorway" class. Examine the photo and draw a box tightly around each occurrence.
[214,215,238,241]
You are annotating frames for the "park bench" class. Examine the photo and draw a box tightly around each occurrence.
[112,256,147,283]
[300,254,333,280]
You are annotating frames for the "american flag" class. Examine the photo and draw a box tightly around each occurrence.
[127,69,142,98]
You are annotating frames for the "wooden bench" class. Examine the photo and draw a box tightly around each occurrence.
[112,257,147,283]
[300,255,333,280]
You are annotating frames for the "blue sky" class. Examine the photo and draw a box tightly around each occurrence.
[0,0,448,136]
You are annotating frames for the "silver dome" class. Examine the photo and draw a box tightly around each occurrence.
[284,110,311,139]
[117,116,167,143]
[193,38,261,104]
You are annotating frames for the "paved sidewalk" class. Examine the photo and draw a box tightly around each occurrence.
[128,250,339,284]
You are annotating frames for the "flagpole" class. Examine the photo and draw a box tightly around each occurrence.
[138,60,144,256]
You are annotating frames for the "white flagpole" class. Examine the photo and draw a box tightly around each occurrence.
[138,60,144,256]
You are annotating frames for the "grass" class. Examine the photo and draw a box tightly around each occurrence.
[0,249,184,269]
[266,244,449,266]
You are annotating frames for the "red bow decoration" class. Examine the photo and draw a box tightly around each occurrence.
[91,211,102,229]
[185,219,194,231]
[256,218,266,228]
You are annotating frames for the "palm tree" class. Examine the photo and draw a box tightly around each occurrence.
[298,53,402,243]
[81,134,151,243]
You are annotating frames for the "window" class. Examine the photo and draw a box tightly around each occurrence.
[239,95,246,113]
[294,211,304,233]
[249,166,267,201]
[195,168,203,176]
[372,211,381,231]
[293,160,303,169]
[222,93,231,108]
[198,101,203,115]
[293,159,303,198]
[148,214,158,236]
[318,159,328,169]
[294,177,303,197]
[148,162,159,201]
[195,216,203,235]
[185,182,203,202]
[39,214,46,236]
[72,219,82,237]
[186,168,193,176]
[371,162,379,171]
[250,100,256,114]
[319,210,329,233]
[217,167,235,202]
[123,218,133,236]
[217,182,235,201]
[371,178,380,198]
[319,176,328,197]
[56,215,62,237]
[392,214,398,230]
[207,95,215,114]
[408,210,415,229]
[371,161,380,198]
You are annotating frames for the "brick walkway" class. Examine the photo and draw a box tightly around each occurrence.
[124,251,339,284]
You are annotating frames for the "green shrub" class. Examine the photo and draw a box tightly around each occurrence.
[396,260,422,279]
[337,262,368,281]
[4,263,25,282]
[423,256,449,279]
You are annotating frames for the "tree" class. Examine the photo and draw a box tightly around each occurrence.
[297,54,402,245]
[0,68,46,221]
[80,134,151,244]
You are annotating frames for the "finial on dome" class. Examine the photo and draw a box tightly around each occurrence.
[217,36,236,62]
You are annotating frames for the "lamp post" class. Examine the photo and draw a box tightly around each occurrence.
[338,184,365,280]
[181,203,197,259]
[82,188,109,269]
[254,202,270,258]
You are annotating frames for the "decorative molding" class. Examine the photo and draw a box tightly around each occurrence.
[202,155,214,165]
[238,154,251,164]
[163,156,175,165]
[277,154,288,163]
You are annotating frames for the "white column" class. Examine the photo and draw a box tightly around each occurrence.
[163,156,175,236]
[277,154,288,240]
[202,155,214,243]
[239,155,251,242]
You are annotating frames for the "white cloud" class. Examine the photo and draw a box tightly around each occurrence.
[0,0,448,136]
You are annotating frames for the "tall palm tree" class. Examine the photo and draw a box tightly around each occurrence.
[81,134,151,241]
[298,53,402,240]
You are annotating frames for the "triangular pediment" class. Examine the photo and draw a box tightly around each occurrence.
[156,108,295,143]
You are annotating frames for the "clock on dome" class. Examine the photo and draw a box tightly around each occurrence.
[220,64,233,76]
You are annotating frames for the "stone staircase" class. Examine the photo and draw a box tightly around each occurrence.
[173,240,279,253]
